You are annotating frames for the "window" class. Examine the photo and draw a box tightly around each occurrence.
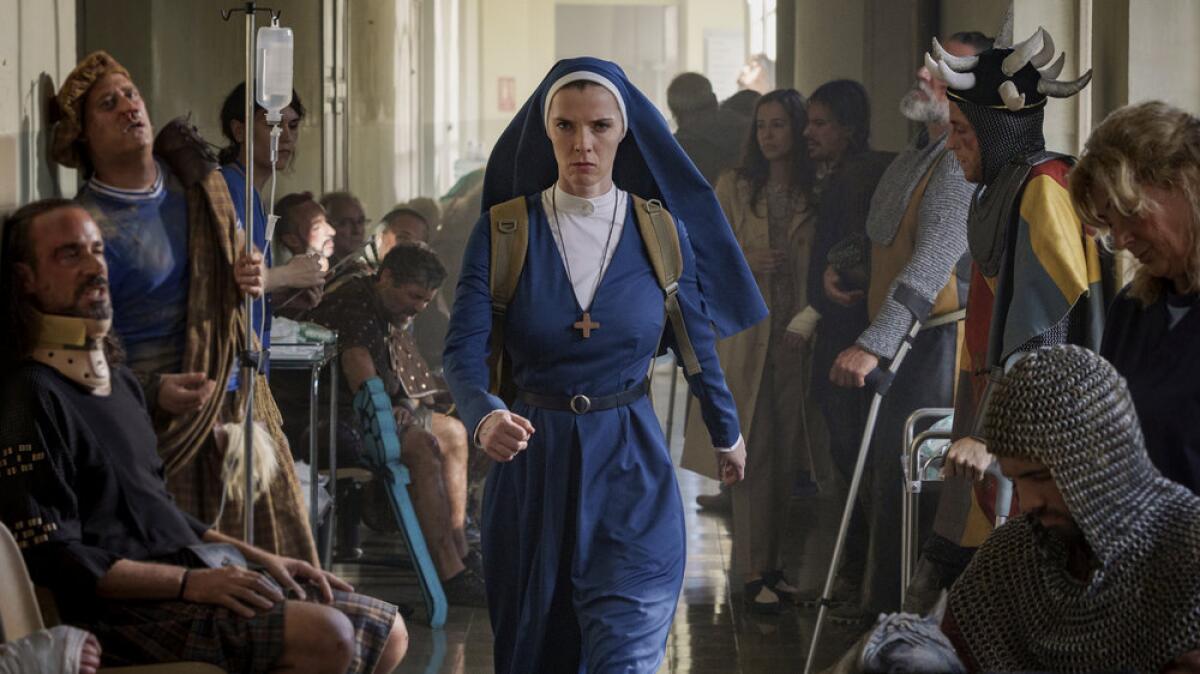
[747,0,777,62]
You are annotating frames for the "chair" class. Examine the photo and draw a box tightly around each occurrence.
[0,522,224,674]
[353,377,448,628]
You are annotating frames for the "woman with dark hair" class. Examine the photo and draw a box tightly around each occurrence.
[682,88,818,613]
[217,82,306,168]
[216,83,324,368]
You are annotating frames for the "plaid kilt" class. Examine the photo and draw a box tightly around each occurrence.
[81,579,397,674]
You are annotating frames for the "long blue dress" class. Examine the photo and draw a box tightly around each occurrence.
[444,193,741,673]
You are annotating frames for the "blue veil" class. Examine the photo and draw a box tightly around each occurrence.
[481,57,767,339]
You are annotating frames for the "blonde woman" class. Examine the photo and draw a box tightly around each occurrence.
[1071,100,1200,493]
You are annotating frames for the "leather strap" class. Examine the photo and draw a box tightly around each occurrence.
[517,379,650,415]
[632,196,702,376]
[487,196,529,400]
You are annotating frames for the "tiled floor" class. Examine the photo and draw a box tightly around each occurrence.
[335,361,867,673]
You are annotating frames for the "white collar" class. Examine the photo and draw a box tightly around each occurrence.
[546,183,621,218]
[88,161,165,202]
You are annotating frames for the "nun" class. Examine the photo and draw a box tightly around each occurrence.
[443,58,766,672]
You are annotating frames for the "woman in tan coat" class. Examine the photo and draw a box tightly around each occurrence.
[683,88,818,612]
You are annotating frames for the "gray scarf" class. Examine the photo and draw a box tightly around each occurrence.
[865,129,948,246]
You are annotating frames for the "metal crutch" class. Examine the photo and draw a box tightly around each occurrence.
[803,286,930,674]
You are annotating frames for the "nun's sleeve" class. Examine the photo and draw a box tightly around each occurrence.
[663,217,742,450]
[443,213,509,438]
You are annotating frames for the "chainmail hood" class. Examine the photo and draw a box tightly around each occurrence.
[959,102,1045,185]
[985,345,1164,564]
[949,345,1200,672]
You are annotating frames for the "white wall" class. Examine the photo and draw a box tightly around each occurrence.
[1128,0,1200,113]
[0,0,77,210]
[473,0,746,154]
[682,0,746,100]
[791,0,866,97]
[476,0,557,150]
[1013,0,1084,154]
[939,0,1008,41]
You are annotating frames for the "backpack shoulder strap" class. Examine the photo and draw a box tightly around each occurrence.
[632,196,702,376]
[489,196,530,309]
[487,196,529,396]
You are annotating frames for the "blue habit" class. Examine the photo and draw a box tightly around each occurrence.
[444,196,740,673]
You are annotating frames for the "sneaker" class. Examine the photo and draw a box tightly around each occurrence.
[462,548,484,578]
[695,485,732,514]
[441,568,489,608]
[763,569,801,601]
[743,578,783,615]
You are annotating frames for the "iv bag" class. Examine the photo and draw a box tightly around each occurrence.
[256,24,294,123]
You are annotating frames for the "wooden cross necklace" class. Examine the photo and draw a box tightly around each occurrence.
[551,185,619,339]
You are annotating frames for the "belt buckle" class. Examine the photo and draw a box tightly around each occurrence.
[569,394,592,415]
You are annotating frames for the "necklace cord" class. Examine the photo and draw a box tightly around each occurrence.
[550,185,621,312]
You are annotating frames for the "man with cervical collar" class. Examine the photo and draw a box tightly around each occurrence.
[0,199,408,674]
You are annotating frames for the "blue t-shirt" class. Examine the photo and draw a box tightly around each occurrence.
[79,163,190,376]
[220,163,274,388]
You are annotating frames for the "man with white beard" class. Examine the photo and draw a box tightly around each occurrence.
[824,31,991,623]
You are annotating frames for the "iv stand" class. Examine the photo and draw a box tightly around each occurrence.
[221,2,281,544]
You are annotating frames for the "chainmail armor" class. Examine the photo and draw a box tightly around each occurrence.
[949,345,1200,672]
[1015,311,1068,352]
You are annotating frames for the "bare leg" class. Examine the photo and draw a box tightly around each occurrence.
[371,614,410,674]
[401,427,467,580]
[271,601,355,674]
[432,412,470,558]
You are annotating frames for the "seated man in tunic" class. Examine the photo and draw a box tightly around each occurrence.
[308,242,484,607]
[0,199,408,674]
[379,206,452,371]
[943,345,1200,673]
